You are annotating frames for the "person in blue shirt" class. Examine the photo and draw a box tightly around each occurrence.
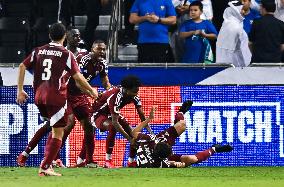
[242,0,261,34]
[179,1,217,63]
[129,0,176,63]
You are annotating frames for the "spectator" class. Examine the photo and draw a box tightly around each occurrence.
[242,0,261,35]
[216,1,252,67]
[211,0,230,32]
[0,72,3,86]
[170,0,190,62]
[249,0,284,63]
[179,1,217,63]
[200,0,213,20]
[275,0,284,22]
[129,0,176,63]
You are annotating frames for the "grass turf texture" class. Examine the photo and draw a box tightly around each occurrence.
[0,167,283,187]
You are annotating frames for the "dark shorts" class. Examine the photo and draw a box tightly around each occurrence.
[68,94,92,120]
[157,126,179,146]
[37,103,69,128]
[93,114,131,132]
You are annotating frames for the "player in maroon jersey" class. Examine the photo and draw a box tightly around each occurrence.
[16,28,111,168]
[75,75,153,168]
[16,27,86,168]
[16,23,98,176]
[132,101,233,168]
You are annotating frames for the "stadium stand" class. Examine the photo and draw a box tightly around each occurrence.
[0,17,30,63]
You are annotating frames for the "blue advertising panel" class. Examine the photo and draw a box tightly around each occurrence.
[0,85,283,167]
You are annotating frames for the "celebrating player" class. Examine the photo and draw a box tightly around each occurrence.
[17,28,111,169]
[16,23,98,176]
[75,75,153,168]
[132,101,233,168]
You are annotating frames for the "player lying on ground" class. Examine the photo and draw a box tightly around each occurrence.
[132,101,233,168]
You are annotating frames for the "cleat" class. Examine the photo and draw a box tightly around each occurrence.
[127,161,137,168]
[212,144,234,153]
[86,162,99,168]
[179,100,193,114]
[52,159,66,168]
[38,167,62,176]
[17,153,28,167]
[70,161,86,168]
[104,159,115,168]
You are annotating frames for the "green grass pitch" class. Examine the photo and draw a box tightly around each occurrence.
[0,167,283,187]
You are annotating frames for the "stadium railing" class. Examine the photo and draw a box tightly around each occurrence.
[249,63,284,67]
[107,0,122,64]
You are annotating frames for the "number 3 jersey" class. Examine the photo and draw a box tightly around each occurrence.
[22,42,80,106]
[136,133,171,168]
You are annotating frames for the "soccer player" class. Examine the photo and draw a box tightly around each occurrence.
[16,23,98,176]
[132,101,233,168]
[16,28,111,168]
[75,75,153,168]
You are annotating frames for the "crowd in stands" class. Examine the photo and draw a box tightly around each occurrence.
[0,0,283,66]
[128,0,284,65]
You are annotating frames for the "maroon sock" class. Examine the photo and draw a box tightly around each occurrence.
[55,129,69,160]
[84,132,94,163]
[44,133,52,156]
[24,123,50,154]
[195,148,215,163]
[106,127,116,154]
[174,112,184,124]
[78,137,86,160]
[129,146,137,158]
[41,138,62,170]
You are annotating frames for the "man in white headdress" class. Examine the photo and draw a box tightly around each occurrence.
[216,0,252,67]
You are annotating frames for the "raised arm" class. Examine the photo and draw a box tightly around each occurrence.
[132,106,157,139]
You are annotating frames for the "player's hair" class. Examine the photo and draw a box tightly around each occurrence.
[190,1,203,12]
[153,142,172,159]
[49,23,66,41]
[121,75,141,89]
[93,40,105,45]
[261,0,276,12]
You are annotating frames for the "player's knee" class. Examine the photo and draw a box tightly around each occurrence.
[175,120,186,134]
[181,155,198,166]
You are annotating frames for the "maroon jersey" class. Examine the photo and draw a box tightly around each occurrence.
[136,133,171,168]
[68,52,108,96]
[23,42,80,106]
[92,87,142,118]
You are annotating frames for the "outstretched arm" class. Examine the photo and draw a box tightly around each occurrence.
[132,106,157,139]
[16,63,29,105]
[137,107,154,135]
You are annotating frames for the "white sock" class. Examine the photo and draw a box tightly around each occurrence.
[22,151,29,157]
[106,154,112,161]
[76,157,84,164]
[128,157,135,163]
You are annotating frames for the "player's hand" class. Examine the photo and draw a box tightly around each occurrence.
[174,162,186,168]
[16,90,29,105]
[149,105,158,120]
[89,88,98,99]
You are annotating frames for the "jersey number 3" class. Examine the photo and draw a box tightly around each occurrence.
[42,59,52,80]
